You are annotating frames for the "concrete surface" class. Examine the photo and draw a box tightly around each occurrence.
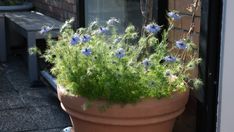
[0,56,71,132]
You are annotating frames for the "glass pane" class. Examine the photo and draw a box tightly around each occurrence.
[85,0,143,31]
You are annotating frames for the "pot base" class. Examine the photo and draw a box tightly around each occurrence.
[71,119,175,132]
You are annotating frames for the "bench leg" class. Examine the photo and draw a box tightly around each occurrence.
[27,32,39,84]
[0,16,6,62]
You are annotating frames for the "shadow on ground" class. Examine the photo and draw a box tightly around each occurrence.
[0,56,71,132]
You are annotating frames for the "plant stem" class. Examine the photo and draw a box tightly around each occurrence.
[140,0,153,34]
[187,0,200,38]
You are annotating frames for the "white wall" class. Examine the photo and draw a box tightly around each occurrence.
[217,0,234,131]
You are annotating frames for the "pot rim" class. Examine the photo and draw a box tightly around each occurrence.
[57,85,190,125]
[57,85,189,104]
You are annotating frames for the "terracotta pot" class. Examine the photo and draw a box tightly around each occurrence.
[57,86,189,132]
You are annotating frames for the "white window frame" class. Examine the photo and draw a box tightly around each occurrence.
[217,0,234,131]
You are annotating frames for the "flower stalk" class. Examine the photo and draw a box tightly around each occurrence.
[187,0,201,37]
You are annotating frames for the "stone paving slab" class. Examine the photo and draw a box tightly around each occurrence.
[0,76,16,93]
[5,69,32,91]
[27,128,65,132]
[0,57,71,132]
[0,94,25,110]
[30,106,71,130]
[0,108,38,131]
[20,88,60,107]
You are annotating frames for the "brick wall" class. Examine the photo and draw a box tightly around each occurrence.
[169,1,201,132]
[169,0,201,45]
[32,0,78,26]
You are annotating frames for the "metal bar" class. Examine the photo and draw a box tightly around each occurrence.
[0,14,6,62]
[156,0,168,26]
[197,0,223,131]
[27,31,39,83]
[76,0,85,27]
[41,70,57,91]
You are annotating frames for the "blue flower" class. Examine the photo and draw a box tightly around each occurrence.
[81,35,91,43]
[144,24,161,34]
[70,34,80,45]
[39,25,53,34]
[115,48,125,59]
[113,37,122,44]
[164,56,176,63]
[167,11,181,20]
[98,27,109,34]
[81,47,92,56]
[107,17,120,25]
[142,58,151,68]
[176,40,187,49]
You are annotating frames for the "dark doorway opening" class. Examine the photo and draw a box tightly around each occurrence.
[197,0,223,132]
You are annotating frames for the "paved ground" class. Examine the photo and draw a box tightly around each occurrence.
[0,57,71,132]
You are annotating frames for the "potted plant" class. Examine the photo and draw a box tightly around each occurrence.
[0,0,33,12]
[35,3,202,131]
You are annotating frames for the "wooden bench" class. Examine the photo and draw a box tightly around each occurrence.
[0,11,63,85]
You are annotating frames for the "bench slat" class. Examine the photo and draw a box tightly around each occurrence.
[2,11,64,84]
[5,11,63,31]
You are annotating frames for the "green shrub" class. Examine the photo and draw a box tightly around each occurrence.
[39,15,202,104]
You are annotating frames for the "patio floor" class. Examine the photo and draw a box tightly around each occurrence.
[0,56,71,132]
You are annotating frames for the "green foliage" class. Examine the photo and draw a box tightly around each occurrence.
[41,18,202,104]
